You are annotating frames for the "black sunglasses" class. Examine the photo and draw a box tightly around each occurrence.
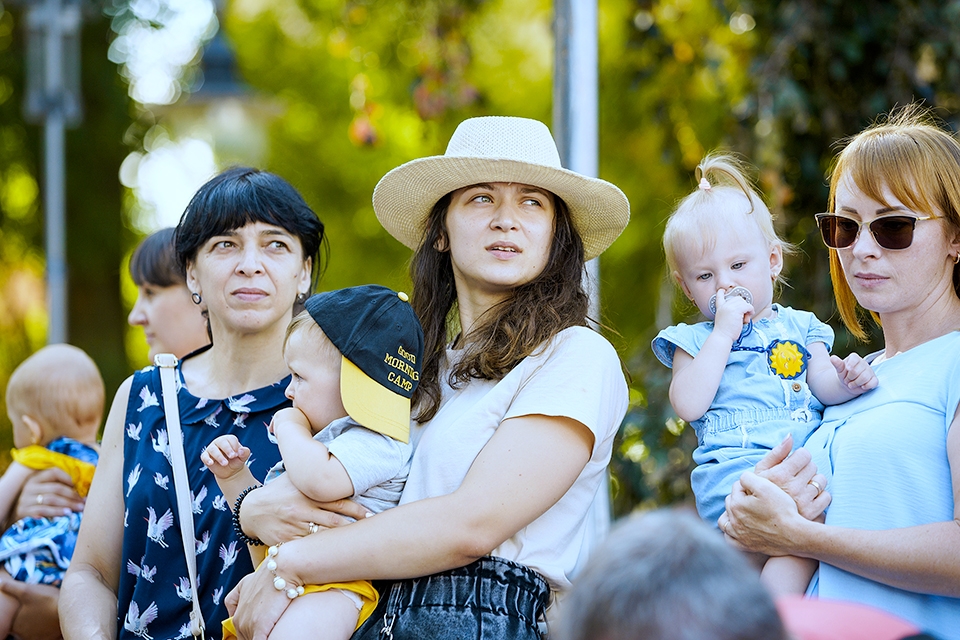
[815,213,934,250]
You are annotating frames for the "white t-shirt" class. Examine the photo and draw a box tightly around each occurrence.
[400,326,629,591]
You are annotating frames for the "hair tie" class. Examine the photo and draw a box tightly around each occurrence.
[698,177,712,191]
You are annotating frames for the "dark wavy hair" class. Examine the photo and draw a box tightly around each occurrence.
[410,191,588,422]
[130,228,182,287]
[174,167,326,286]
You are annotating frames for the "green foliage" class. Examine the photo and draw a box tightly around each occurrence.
[0,4,131,461]
[218,0,960,516]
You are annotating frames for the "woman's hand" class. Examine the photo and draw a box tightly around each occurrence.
[720,471,815,556]
[238,474,368,545]
[0,579,62,640]
[14,468,84,521]
[224,565,290,640]
[752,435,830,520]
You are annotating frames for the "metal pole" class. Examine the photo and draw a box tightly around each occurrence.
[553,0,600,322]
[44,0,68,344]
[553,0,611,550]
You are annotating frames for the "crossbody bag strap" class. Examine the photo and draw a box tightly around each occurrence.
[155,353,206,640]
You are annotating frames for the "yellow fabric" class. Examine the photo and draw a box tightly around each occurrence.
[11,445,97,497]
[221,576,378,639]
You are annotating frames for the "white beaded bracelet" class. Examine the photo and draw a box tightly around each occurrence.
[266,545,305,600]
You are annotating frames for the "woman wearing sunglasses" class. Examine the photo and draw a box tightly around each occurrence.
[719,108,960,637]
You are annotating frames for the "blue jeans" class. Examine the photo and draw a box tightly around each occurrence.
[351,557,549,640]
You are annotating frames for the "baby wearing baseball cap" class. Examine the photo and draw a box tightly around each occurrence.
[205,285,424,640]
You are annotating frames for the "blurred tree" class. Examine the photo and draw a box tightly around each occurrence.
[0,3,131,459]
[605,0,960,514]
[184,0,960,516]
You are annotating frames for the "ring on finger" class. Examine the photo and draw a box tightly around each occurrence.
[36,494,44,505]
[308,522,319,535]
[808,479,823,496]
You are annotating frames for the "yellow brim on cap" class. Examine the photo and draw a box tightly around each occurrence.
[339,357,411,444]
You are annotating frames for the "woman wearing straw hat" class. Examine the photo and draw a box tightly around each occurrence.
[226,116,630,639]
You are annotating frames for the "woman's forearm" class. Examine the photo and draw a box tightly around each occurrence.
[60,565,119,639]
[797,519,960,597]
[275,414,594,586]
[281,492,489,586]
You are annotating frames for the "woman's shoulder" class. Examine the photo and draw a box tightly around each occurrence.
[544,325,620,359]
[517,326,623,379]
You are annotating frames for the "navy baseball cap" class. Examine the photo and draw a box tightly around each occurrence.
[304,285,424,443]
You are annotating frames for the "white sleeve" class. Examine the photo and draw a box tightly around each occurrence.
[503,327,628,452]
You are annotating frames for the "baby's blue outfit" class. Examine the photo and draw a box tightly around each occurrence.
[0,437,99,586]
[652,305,833,524]
[804,331,960,639]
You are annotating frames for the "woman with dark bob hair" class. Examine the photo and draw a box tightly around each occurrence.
[226,116,631,639]
[128,227,211,360]
[60,167,346,639]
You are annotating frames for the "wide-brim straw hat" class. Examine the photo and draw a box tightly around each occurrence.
[373,116,630,261]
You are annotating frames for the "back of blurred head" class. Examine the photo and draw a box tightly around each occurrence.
[5,344,104,448]
[557,508,786,640]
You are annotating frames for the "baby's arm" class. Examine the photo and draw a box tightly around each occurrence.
[806,342,878,405]
[669,292,754,422]
[761,555,818,597]
[200,435,258,504]
[271,408,355,503]
[0,463,35,526]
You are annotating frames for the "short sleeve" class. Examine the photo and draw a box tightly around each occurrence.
[502,327,628,451]
[327,427,410,496]
[803,311,835,353]
[651,322,708,368]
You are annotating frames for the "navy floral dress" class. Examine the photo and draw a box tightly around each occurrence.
[117,356,287,640]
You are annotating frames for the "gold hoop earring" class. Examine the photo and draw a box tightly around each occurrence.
[954,253,960,265]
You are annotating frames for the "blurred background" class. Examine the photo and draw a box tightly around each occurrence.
[1,0,959,515]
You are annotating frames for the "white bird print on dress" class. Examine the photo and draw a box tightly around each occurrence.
[173,623,193,640]
[153,473,169,490]
[175,576,192,601]
[137,386,159,412]
[233,412,248,429]
[195,530,210,555]
[191,486,207,514]
[123,600,158,639]
[124,508,129,528]
[126,556,157,583]
[196,397,209,409]
[219,541,238,574]
[126,422,142,440]
[146,507,174,548]
[203,405,222,428]
[212,585,224,606]
[126,464,142,497]
[226,393,256,414]
[151,429,172,465]
[212,494,228,511]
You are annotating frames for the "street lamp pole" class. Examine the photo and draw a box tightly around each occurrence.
[553,0,600,322]
[553,0,613,544]
[24,0,82,344]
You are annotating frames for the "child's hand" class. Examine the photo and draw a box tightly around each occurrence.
[830,353,878,395]
[269,407,313,440]
[712,288,754,342]
[200,435,251,480]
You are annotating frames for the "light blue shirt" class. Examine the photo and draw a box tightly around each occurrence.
[652,305,834,524]
[804,331,960,639]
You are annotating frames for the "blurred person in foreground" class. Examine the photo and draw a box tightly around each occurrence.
[556,508,786,640]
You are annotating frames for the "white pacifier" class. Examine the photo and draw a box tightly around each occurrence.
[708,286,753,316]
